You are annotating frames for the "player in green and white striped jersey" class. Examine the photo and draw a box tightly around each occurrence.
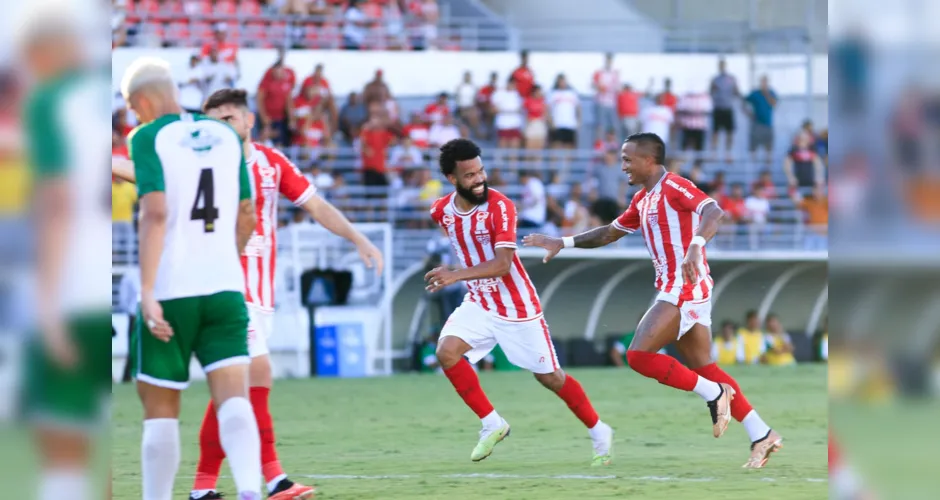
[121,56,262,500]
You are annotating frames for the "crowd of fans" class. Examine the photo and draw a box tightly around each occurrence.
[112,0,446,51]
[112,49,829,254]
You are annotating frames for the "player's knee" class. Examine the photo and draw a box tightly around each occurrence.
[533,370,564,391]
[435,340,462,369]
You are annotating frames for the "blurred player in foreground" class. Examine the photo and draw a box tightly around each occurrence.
[19,8,111,500]
[525,133,782,468]
[122,57,263,500]
[830,431,876,500]
[114,87,384,500]
[425,139,614,465]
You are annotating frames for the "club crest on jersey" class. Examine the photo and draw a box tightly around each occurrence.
[476,211,489,223]
[442,214,455,226]
[646,192,661,214]
[180,127,221,154]
[259,165,277,189]
[475,233,491,246]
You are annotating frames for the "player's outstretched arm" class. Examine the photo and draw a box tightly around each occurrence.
[523,224,627,263]
[301,194,384,275]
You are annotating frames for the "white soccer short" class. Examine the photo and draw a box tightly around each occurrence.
[440,301,560,374]
[247,306,274,358]
[655,291,713,339]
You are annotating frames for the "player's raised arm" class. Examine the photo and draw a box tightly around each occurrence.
[301,194,383,275]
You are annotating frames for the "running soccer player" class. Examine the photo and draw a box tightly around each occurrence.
[19,8,112,500]
[425,138,614,465]
[524,133,782,468]
[122,57,263,499]
[114,87,384,500]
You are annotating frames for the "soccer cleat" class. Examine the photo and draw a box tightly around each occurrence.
[268,479,316,499]
[471,420,511,462]
[190,492,224,500]
[743,429,783,469]
[590,421,614,467]
[706,383,735,438]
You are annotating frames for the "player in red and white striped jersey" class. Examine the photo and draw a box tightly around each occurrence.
[525,133,782,468]
[425,139,613,466]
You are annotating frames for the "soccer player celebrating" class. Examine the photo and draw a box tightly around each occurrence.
[122,57,263,499]
[114,87,384,499]
[426,138,614,465]
[524,133,782,468]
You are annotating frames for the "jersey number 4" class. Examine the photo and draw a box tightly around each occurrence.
[190,168,220,233]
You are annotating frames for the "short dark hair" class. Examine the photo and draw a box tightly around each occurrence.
[438,138,481,176]
[745,310,758,321]
[203,88,249,112]
[625,132,666,165]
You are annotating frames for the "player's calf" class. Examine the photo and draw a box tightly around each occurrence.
[206,363,263,497]
[537,369,613,465]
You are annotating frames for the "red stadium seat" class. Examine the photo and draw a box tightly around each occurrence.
[191,21,214,43]
[239,0,263,16]
[165,21,191,45]
[139,21,166,46]
[243,21,267,47]
[137,0,161,21]
[217,0,237,16]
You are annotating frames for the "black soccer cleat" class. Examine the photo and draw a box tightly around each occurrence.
[190,492,224,500]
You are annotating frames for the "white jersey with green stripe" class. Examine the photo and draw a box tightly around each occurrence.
[129,112,252,301]
[24,70,112,313]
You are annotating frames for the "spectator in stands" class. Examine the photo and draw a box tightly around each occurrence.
[511,50,535,98]
[709,58,739,161]
[548,74,581,150]
[424,92,450,126]
[359,112,395,215]
[711,321,744,366]
[685,158,710,192]
[617,83,640,137]
[593,147,627,207]
[338,91,368,145]
[640,95,675,146]
[476,71,498,140]
[744,184,770,249]
[720,181,746,222]
[709,170,727,197]
[752,169,776,198]
[676,88,712,154]
[362,69,390,104]
[593,130,619,160]
[738,310,766,364]
[518,170,547,229]
[491,76,524,153]
[791,185,828,250]
[783,132,826,188]
[609,314,648,366]
[304,164,335,192]
[178,53,205,114]
[428,113,463,148]
[589,197,620,226]
[379,86,402,125]
[201,46,237,99]
[797,119,816,143]
[592,53,620,140]
[523,85,549,152]
[745,75,778,164]
[260,48,296,89]
[414,0,440,50]
[257,61,295,147]
[112,181,138,263]
[403,111,431,150]
[816,128,828,163]
[561,182,590,236]
[762,313,796,366]
[299,105,333,164]
[293,82,324,143]
[201,22,239,66]
[656,77,678,112]
[343,0,369,50]
[300,63,331,98]
[455,71,479,137]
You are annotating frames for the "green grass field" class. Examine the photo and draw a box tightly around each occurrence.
[111,365,828,499]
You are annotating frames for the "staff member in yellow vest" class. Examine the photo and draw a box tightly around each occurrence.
[711,320,744,366]
[761,314,796,366]
[738,310,766,364]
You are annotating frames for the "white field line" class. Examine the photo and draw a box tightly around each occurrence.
[180,473,827,483]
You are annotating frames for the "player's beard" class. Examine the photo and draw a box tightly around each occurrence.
[456,180,489,206]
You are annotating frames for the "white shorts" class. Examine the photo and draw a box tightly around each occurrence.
[440,301,560,374]
[247,307,274,358]
[655,291,713,339]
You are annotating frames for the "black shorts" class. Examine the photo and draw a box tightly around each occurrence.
[550,128,577,146]
[362,169,389,199]
[681,129,705,151]
[712,108,735,132]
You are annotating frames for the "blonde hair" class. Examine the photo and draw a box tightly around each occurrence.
[121,57,175,102]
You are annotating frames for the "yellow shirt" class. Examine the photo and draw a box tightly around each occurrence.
[712,337,742,366]
[112,181,137,222]
[0,160,29,214]
[738,328,765,364]
[763,333,796,366]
